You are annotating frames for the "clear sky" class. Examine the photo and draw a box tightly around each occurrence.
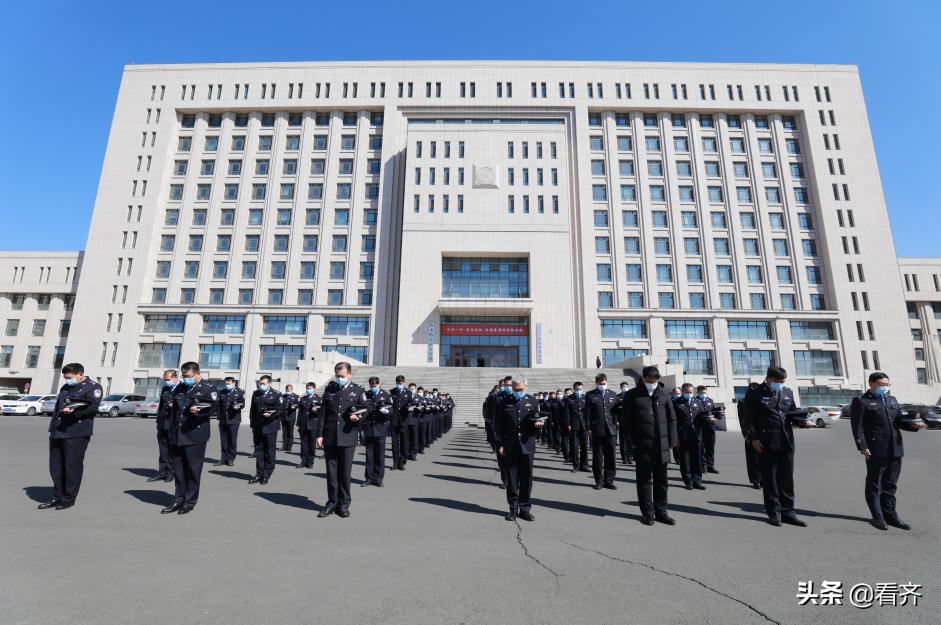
[1,0,938,255]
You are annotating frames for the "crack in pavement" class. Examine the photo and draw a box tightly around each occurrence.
[561,540,780,625]
[515,519,562,590]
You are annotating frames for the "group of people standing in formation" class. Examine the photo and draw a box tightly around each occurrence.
[38,360,926,532]
[39,361,453,518]
[482,365,926,531]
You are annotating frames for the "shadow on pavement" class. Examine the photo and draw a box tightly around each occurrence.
[409,497,505,516]
[122,467,159,478]
[254,492,322,511]
[23,486,55,503]
[208,470,255,480]
[124,489,174,507]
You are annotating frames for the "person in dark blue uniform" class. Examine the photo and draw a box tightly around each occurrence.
[249,374,282,485]
[163,361,216,515]
[389,375,410,470]
[565,382,589,473]
[850,371,926,530]
[361,376,393,487]
[296,382,321,469]
[214,376,243,467]
[39,363,103,510]
[672,383,706,490]
[280,384,299,452]
[147,369,177,483]
[404,382,421,462]
[587,373,619,490]
[495,374,545,522]
[616,381,634,465]
[316,362,367,518]
[742,366,815,527]
[696,385,721,474]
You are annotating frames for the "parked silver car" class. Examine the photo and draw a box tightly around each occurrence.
[98,394,147,417]
[133,397,161,417]
[40,397,58,415]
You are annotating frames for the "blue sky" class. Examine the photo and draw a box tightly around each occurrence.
[1,0,938,255]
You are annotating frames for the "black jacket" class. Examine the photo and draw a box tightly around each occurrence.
[49,378,103,439]
[495,393,542,455]
[169,379,218,446]
[565,393,588,431]
[672,397,705,443]
[586,388,619,436]
[622,381,678,464]
[316,381,367,447]
[281,392,300,421]
[297,393,322,431]
[156,383,177,431]
[362,388,393,438]
[389,386,410,427]
[742,382,797,452]
[250,388,283,434]
[850,391,919,458]
[217,387,244,425]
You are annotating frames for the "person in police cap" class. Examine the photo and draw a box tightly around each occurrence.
[163,361,217,514]
[249,374,282,485]
[39,363,103,510]
[741,365,815,527]
[622,366,678,525]
[850,371,926,530]
[565,381,590,473]
[495,373,545,521]
[361,376,393,487]
[147,369,177,483]
[389,375,411,470]
[696,386,721,474]
[297,382,321,469]
[616,381,634,465]
[316,362,367,518]
[672,382,706,490]
[214,376,244,467]
[586,373,619,490]
[280,384,299,452]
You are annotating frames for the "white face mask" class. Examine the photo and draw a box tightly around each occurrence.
[644,382,657,393]
[597,384,607,392]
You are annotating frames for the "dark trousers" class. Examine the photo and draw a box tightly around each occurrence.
[635,460,669,518]
[569,430,589,470]
[218,423,238,463]
[744,440,761,484]
[364,436,386,484]
[408,424,421,458]
[496,448,510,487]
[618,425,633,463]
[280,417,295,451]
[758,448,795,517]
[298,428,317,467]
[49,437,90,504]
[865,456,902,520]
[591,433,617,486]
[677,437,703,485]
[170,442,206,506]
[391,426,409,467]
[156,427,173,477]
[324,445,356,511]
[560,427,571,461]
[701,427,717,469]
[505,447,534,513]
[253,429,277,479]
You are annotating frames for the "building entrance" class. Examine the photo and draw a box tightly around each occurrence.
[439,316,530,367]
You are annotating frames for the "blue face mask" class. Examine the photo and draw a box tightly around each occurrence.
[182,377,196,386]
[258,384,269,392]
[65,378,78,386]
[874,386,890,397]
[672,393,681,400]
[396,384,404,390]
[513,391,526,400]
[698,393,707,400]
[306,388,314,396]
[336,376,349,386]
[225,384,235,391]
[164,380,176,387]
[682,393,693,401]
[769,382,784,392]
[502,386,512,394]
[370,386,380,394]
[575,390,583,397]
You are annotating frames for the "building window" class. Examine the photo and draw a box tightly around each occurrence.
[263,315,306,335]
[199,344,242,369]
[790,321,834,341]
[441,257,529,298]
[667,349,714,375]
[138,343,182,368]
[665,320,710,339]
[259,345,305,370]
[728,320,772,340]
[600,319,647,339]
[731,350,776,376]
[324,316,370,336]
[794,350,841,376]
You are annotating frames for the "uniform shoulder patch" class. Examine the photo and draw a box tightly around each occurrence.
[94,389,102,398]
[211,392,218,401]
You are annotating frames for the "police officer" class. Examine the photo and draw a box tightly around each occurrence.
[557,388,573,463]
[742,366,815,527]
[389,375,410,470]
[280,384,299,452]
[316,362,367,518]
[673,383,706,490]
[39,363,103,510]
[616,381,634,465]
[249,374,282,485]
[489,377,514,488]
[696,385,721,474]
[405,382,421,461]
[495,374,545,522]
[565,382,590,473]
[362,376,393,487]
[736,397,762,489]
[214,376,243,467]
[147,369,177,483]
[163,361,216,515]
[850,371,926,530]
[586,373,619,490]
[297,382,321,469]
[414,386,427,454]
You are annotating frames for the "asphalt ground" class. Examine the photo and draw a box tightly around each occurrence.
[0,415,938,625]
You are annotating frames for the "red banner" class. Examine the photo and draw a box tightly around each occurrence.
[440,324,528,337]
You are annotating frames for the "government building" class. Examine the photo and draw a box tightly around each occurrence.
[1,60,938,413]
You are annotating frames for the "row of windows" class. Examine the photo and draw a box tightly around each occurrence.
[595,209,814,231]
[592,183,811,205]
[173,157,381,178]
[164,207,377,228]
[504,195,561,215]
[600,319,833,340]
[587,112,799,130]
[156,259,374,282]
[177,132,382,154]
[159,232,373,254]
[151,287,373,307]
[594,235,818,258]
[0,344,66,369]
[168,181,379,202]
[591,158,805,181]
[180,111,384,129]
[664,348,839,376]
[139,342,368,369]
[412,194,466,214]
[4,318,70,338]
[0,294,74,311]
[596,262,824,286]
[595,291,826,311]
[587,134,802,156]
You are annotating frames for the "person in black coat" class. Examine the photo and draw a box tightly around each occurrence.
[297,382,321,469]
[316,362,367,518]
[487,377,514,488]
[214,376,243,467]
[586,373,619,490]
[742,366,815,527]
[850,371,926,530]
[495,374,545,522]
[622,366,678,526]
[696,385,721,474]
[672,383,706,490]
[164,361,217,514]
[361,376,393,487]
[565,382,590,473]
[404,382,421,461]
[249,374,282,485]
[616,381,634,465]
[39,363,103,510]
[280,385,299,452]
[389,375,410,470]
[148,369,178,483]
[556,388,573,463]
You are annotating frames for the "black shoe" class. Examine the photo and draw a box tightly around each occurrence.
[592,484,603,490]
[626,459,634,465]
[655,514,676,525]
[375,482,384,487]
[226,461,234,466]
[684,483,693,490]
[164,474,174,482]
[296,463,306,469]
[259,478,268,485]
[248,476,261,484]
[580,467,590,472]
[318,506,336,518]
[161,502,183,514]
[768,514,782,526]
[212,461,224,467]
[871,517,889,531]
[693,483,706,490]
[498,483,506,490]
[146,475,165,482]
[177,505,194,515]
[505,510,517,521]
[360,481,370,487]
[518,511,534,522]
[54,501,74,510]
[885,516,911,530]
[782,515,807,527]
[37,499,60,510]
[337,509,350,518]
[570,467,578,473]
[706,466,720,474]
[603,483,617,490]
[751,481,762,489]
[641,516,655,526]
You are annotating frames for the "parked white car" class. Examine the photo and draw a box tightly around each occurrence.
[133,397,161,417]
[98,393,147,417]
[1,394,57,416]
[804,406,843,428]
